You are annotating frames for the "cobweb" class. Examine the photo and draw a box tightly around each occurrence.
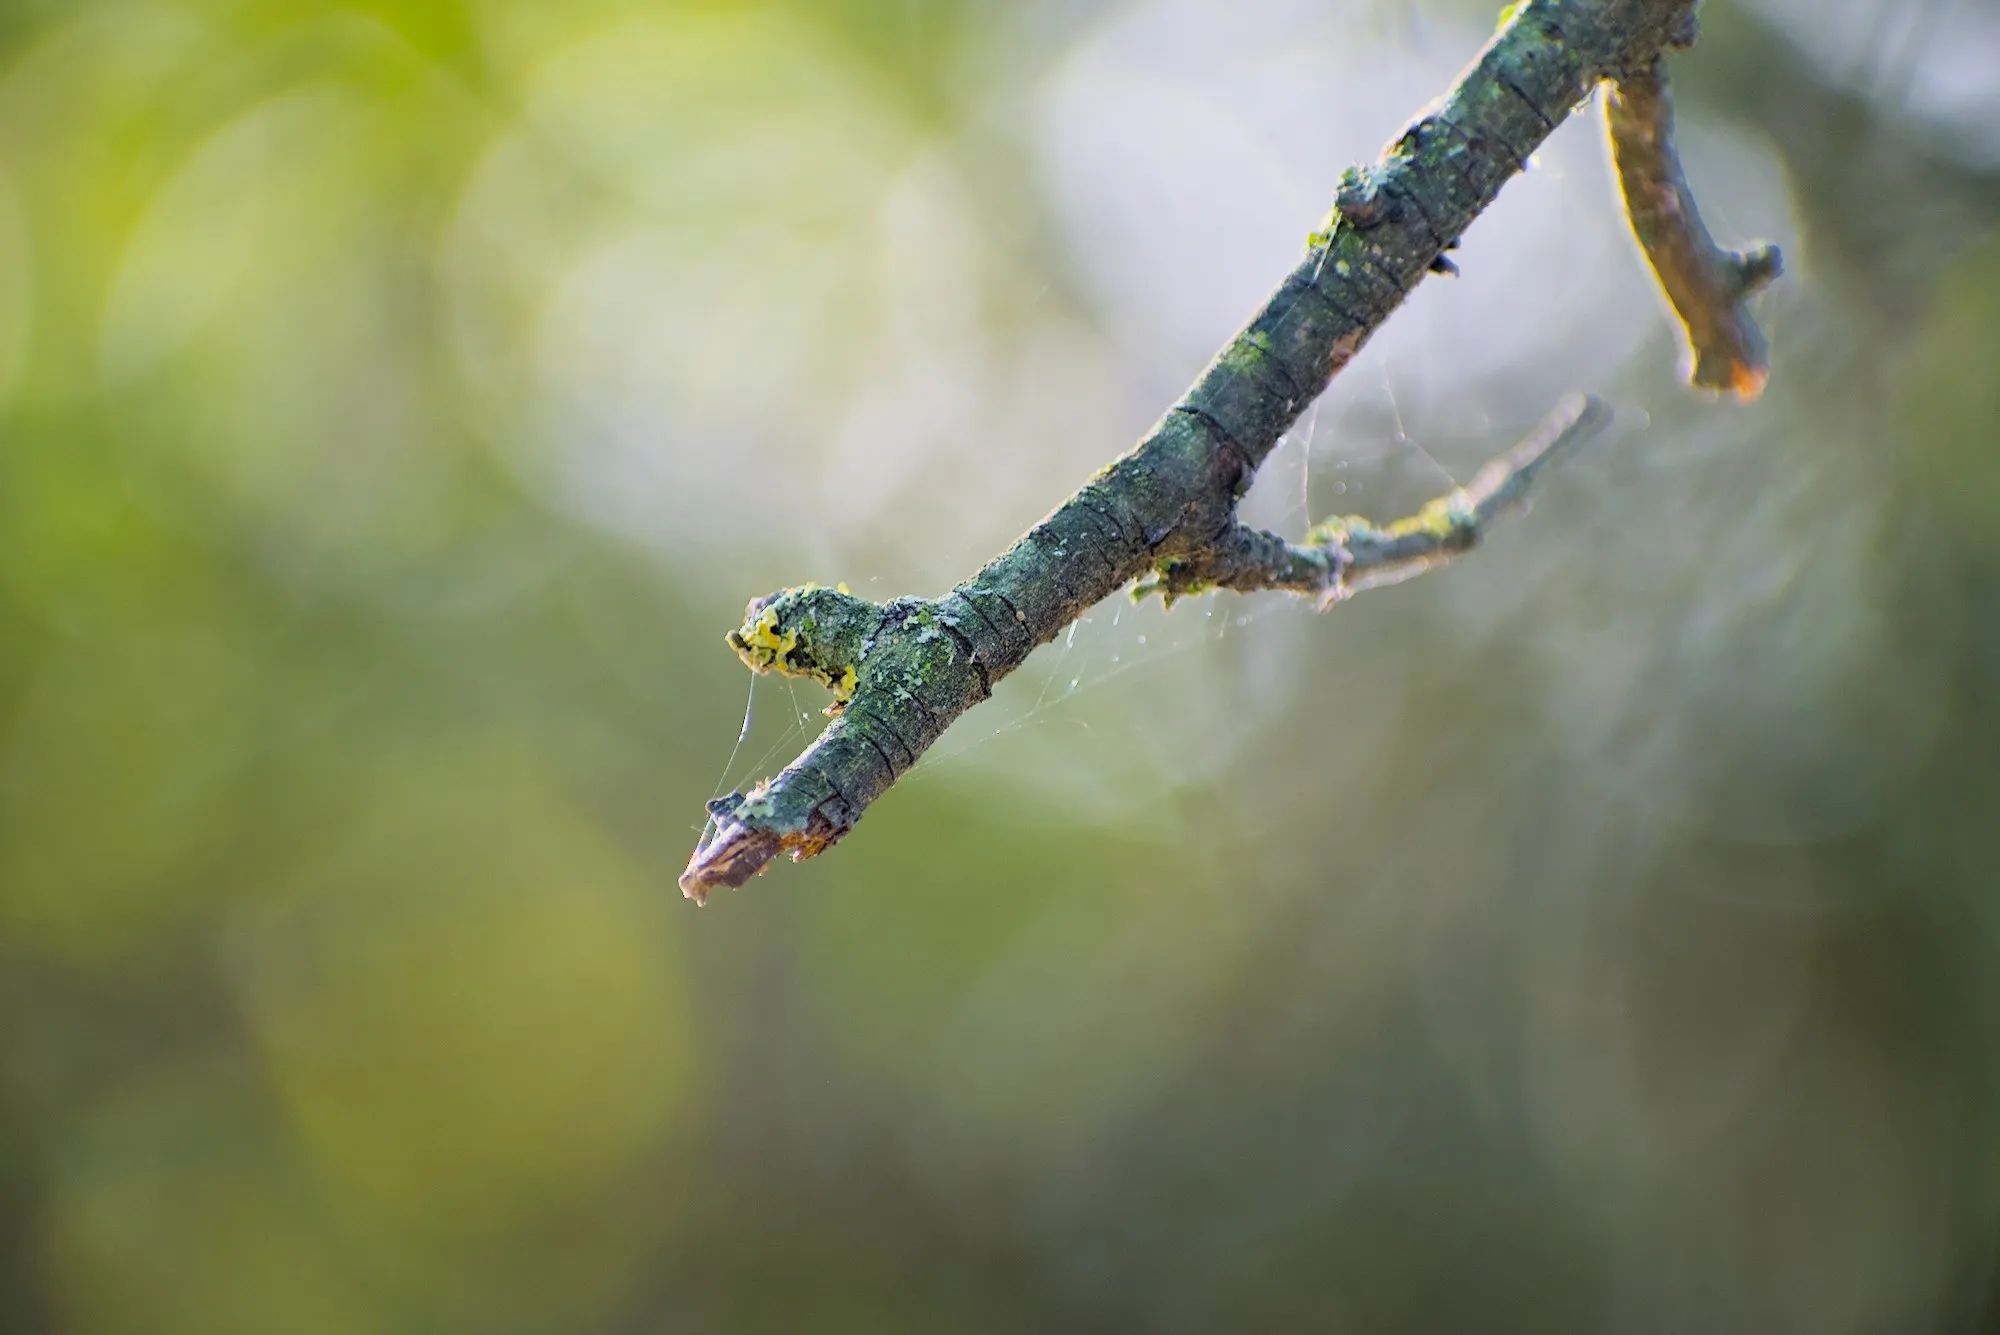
[697,361,1506,825]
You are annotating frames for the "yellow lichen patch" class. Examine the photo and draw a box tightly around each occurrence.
[1308,515,1377,547]
[1307,207,1340,251]
[728,585,873,713]
[727,603,799,673]
[1382,490,1475,542]
[821,665,860,717]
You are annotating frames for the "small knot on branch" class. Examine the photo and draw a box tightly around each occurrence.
[1131,557,1219,609]
[725,583,879,713]
[1333,167,1391,229]
[1727,242,1783,299]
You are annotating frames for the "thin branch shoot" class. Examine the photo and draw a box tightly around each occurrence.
[1605,64,1782,397]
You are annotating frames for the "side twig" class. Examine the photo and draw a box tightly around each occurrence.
[1605,62,1782,397]
[681,0,1775,902]
[1132,393,1609,608]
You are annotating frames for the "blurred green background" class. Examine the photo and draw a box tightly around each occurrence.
[3,0,1999,1329]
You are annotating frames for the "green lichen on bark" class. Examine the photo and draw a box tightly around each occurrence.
[682,0,1773,902]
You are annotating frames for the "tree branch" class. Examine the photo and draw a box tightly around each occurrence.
[681,0,1773,903]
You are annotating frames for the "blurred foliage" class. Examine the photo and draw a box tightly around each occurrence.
[1,0,1999,1331]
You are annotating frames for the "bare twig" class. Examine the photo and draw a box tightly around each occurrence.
[1605,62,1781,398]
[1132,393,1610,608]
[680,0,1770,902]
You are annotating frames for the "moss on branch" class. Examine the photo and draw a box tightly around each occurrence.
[681,0,1776,902]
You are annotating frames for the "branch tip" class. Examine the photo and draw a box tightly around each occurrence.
[681,808,781,904]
